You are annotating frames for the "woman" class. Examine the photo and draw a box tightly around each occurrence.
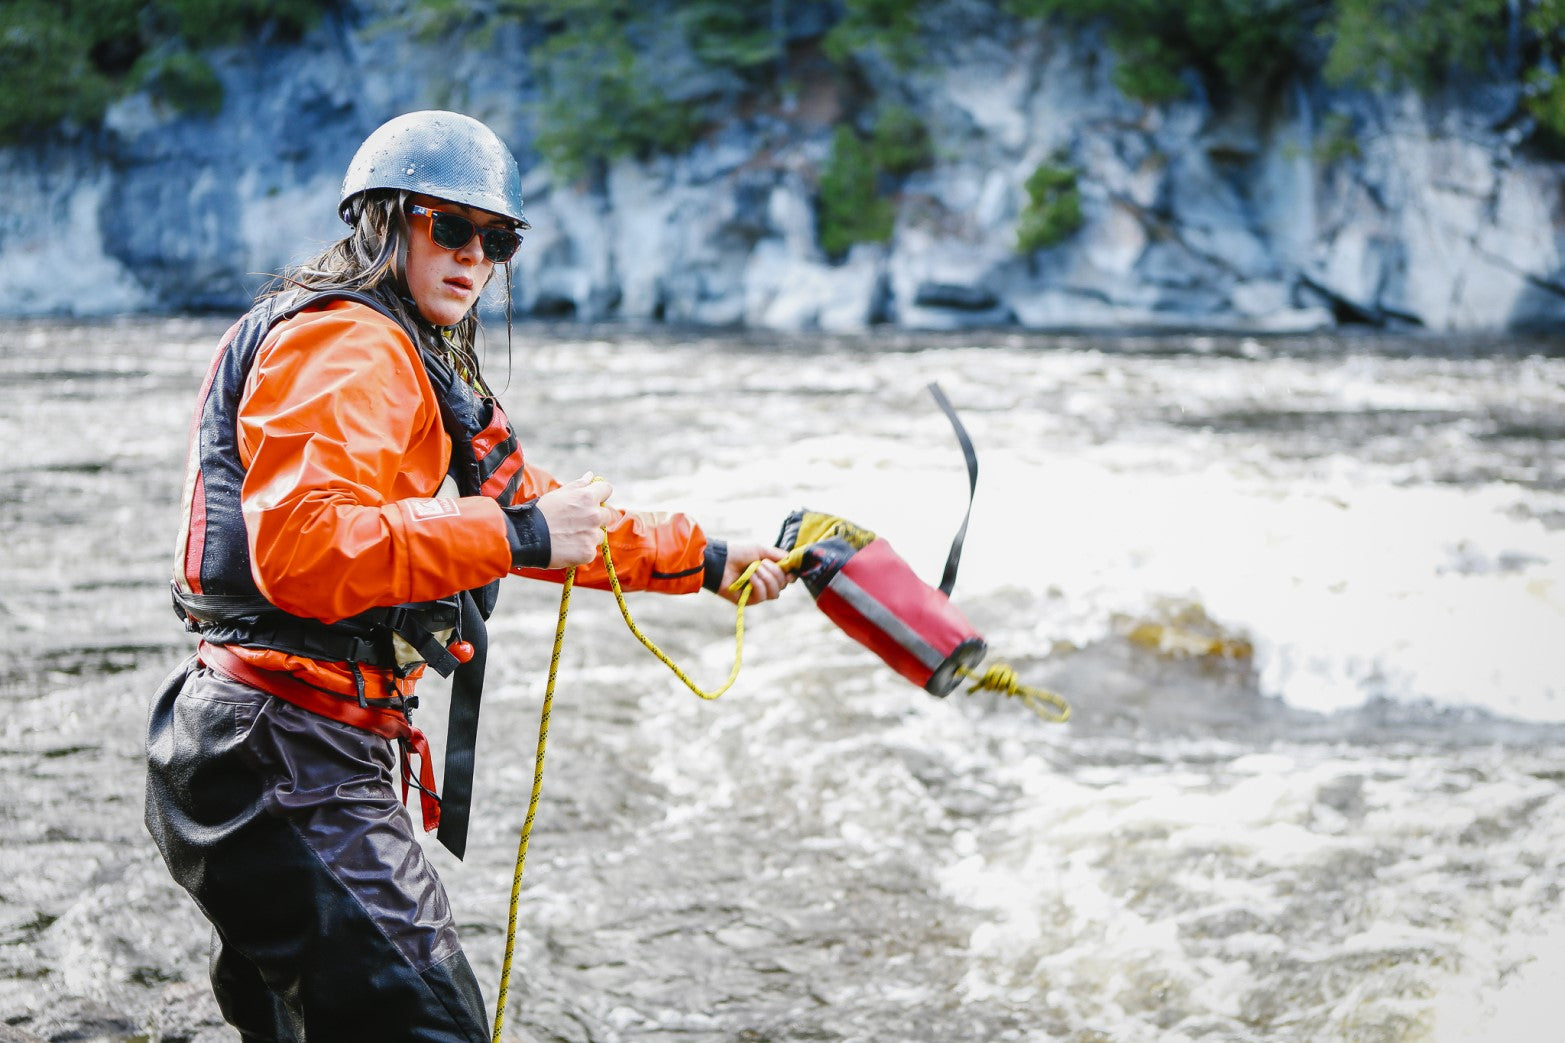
[144,110,790,1040]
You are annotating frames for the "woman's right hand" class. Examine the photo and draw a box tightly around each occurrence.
[536,473,617,568]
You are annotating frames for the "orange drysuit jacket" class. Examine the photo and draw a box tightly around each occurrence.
[222,299,711,701]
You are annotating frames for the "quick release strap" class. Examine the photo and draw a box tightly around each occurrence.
[927,382,978,597]
[436,589,487,860]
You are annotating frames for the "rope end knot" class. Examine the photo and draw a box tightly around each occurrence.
[961,661,1072,723]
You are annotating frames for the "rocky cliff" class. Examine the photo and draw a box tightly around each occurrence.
[4,0,1563,333]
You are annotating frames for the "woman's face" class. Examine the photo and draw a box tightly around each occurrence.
[403,193,509,327]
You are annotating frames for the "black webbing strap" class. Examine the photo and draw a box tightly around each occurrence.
[381,607,462,678]
[171,585,463,676]
[435,589,487,859]
[927,382,979,597]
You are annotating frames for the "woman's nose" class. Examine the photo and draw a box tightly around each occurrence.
[455,233,486,264]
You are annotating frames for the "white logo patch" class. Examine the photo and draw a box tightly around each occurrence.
[408,497,459,521]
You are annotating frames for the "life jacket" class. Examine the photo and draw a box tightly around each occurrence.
[170,287,519,858]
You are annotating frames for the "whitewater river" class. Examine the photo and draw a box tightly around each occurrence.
[1,318,1562,1042]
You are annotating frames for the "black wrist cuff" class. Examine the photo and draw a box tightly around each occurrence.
[702,539,728,593]
[503,502,551,569]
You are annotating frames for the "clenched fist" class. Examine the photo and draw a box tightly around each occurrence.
[536,473,618,568]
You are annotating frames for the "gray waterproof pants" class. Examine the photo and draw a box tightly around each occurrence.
[144,655,488,1041]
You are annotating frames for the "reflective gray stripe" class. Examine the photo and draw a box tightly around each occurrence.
[826,571,944,671]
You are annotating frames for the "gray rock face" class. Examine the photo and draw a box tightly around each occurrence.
[3,2,1562,332]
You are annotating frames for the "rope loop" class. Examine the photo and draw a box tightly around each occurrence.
[602,540,756,701]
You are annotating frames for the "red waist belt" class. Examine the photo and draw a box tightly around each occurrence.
[197,641,441,833]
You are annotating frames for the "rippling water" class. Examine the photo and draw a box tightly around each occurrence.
[1,318,1562,1042]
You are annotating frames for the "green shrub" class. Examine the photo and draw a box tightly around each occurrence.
[489,0,731,179]
[813,106,932,258]
[1314,110,1361,165]
[822,0,928,68]
[1006,0,1314,103]
[1317,0,1565,140]
[0,1,120,141]
[1000,0,1565,146]
[481,1,938,188]
[1107,34,1193,104]
[1015,157,1082,253]
[1520,0,1565,139]
[1527,65,1565,140]
[818,125,895,258]
[0,0,334,143]
[1322,0,1509,91]
[870,103,932,175]
[677,0,785,79]
[527,16,702,181]
[134,50,225,117]
[160,0,326,44]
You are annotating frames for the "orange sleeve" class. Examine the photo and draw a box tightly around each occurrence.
[237,301,513,623]
[512,461,710,594]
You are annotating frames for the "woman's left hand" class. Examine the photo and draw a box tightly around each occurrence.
[719,543,794,604]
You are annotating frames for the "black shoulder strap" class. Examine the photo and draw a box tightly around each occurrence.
[927,382,978,597]
[274,287,403,328]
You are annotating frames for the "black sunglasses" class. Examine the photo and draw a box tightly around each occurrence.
[407,204,523,263]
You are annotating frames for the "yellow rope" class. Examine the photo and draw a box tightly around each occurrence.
[491,562,576,1043]
[957,662,1072,723]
